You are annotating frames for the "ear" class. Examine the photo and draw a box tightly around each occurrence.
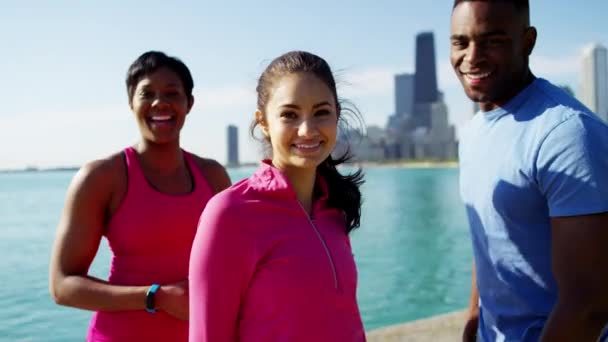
[523,26,537,56]
[255,109,269,137]
[186,96,195,115]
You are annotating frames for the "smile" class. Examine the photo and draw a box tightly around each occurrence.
[294,142,322,149]
[149,115,175,122]
[461,70,493,81]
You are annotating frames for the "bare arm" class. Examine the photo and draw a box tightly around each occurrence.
[540,213,608,341]
[48,159,186,317]
[193,157,232,194]
[463,261,480,342]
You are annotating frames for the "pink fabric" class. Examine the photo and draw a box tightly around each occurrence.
[87,147,214,342]
[189,160,366,342]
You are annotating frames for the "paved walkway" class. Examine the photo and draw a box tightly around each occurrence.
[366,310,466,342]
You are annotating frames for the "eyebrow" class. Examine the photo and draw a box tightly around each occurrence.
[280,101,332,109]
[450,30,509,40]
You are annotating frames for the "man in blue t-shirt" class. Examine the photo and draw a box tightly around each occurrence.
[450,0,608,341]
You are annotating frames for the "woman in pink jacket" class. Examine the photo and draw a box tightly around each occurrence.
[189,50,366,341]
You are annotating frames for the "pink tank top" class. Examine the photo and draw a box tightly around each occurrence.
[87,147,214,342]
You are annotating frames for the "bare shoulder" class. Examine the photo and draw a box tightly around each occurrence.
[75,152,124,189]
[65,152,127,213]
[189,154,232,194]
[57,151,126,233]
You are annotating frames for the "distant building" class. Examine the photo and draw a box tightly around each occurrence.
[384,114,408,159]
[365,31,458,162]
[395,73,414,117]
[414,32,439,105]
[348,125,387,162]
[227,125,239,167]
[384,31,457,161]
[580,43,608,122]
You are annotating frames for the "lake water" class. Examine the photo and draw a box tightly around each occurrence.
[0,166,472,341]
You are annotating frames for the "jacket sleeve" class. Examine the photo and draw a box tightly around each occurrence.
[189,194,256,342]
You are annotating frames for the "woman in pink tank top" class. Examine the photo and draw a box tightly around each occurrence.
[49,51,231,341]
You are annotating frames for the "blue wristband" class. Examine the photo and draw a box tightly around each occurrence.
[145,283,161,313]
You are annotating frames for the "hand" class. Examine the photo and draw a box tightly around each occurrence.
[462,314,479,342]
[156,280,189,320]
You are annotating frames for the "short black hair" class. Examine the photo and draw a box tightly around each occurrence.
[453,0,529,23]
[126,51,194,104]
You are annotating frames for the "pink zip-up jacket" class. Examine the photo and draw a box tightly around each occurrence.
[189,160,366,342]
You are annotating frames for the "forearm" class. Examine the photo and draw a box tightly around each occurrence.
[467,279,479,317]
[463,262,479,342]
[541,301,607,342]
[546,213,608,341]
[51,274,149,312]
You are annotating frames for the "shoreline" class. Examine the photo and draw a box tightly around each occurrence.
[1,160,459,173]
[351,160,459,169]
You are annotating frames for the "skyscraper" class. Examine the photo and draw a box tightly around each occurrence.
[580,43,608,122]
[383,30,457,161]
[227,125,239,167]
[395,73,414,117]
[414,32,438,104]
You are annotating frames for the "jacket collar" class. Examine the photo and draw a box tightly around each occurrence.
[250,159,330,206]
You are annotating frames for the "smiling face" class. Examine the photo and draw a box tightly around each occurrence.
[130,66,193,144]
[450,1,536,111]
[257,72,338,176]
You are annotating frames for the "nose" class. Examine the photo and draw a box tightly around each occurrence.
[463,42,484,66]
[151,93,171,108]
[297,118,318,138]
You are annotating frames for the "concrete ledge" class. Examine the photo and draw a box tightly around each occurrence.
[366,310,466,342]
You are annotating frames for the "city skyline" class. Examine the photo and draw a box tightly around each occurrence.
[2,1,607,169]
[351,31,457,162]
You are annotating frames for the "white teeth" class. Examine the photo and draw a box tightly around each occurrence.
[465,72,491,79]
[295,143,320,149]
[151,115,172,121]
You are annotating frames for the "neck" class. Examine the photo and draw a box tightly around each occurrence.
[480,69,535,112]
[135,139,184,175]
[273,161,316,215]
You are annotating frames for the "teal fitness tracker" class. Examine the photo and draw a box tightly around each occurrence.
[145,283,161,313]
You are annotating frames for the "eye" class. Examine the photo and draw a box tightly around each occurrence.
[451,39,468,49]
[486,38,505,47]
[280,111,297,120]
[315,109,331,117]
[140,91,154,99]
[165,90,180,98]
[481,36,508,48]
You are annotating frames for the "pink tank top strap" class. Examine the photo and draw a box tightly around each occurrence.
[123,146,146,190]
[182,150,215,197]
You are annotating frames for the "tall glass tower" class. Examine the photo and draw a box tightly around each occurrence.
[414,32,438,104]
[227,125,239,167]
[580,43,608,122]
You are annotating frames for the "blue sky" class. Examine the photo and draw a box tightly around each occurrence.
[2,0,607,169]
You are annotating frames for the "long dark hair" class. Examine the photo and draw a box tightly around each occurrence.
[252,50,364,233]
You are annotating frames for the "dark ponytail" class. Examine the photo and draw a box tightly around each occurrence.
[318,153,364,233]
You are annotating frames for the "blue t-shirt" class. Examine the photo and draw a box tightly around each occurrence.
[459,78,608,341]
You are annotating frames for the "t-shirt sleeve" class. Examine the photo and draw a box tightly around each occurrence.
[536,113,608,217]
[188,194,256,342]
